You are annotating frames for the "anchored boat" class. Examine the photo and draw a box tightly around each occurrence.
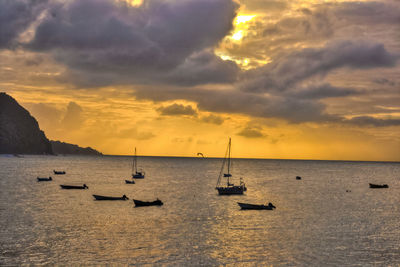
[132,147,145,179]
[60,184,88,189]
[93,194,129,200]
[133,199,163,207]
[238,202,276,210]
[369,183,388,188]
[215,138,246,195]
[37,177,52,182]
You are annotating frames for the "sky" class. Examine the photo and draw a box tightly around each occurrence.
[1,0,399,161]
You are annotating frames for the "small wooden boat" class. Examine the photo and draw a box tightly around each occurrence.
[369,183,388,188]
[37,176,52,182]
[125,180,135,184]
[133,199,163,207]
[93,194,129,200]
[238,202,276,210]
[296,176,302,180]
[60,184,88,189]
[54,170,66,175]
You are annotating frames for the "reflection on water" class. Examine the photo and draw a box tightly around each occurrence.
[0,155,399,265]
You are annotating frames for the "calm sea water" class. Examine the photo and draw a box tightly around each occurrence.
[0,155,399,266]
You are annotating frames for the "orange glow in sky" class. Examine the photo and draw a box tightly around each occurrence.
[1,0,399,161]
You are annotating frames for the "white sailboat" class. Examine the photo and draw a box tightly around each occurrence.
[132,147,145,179]
[215,138,246,195]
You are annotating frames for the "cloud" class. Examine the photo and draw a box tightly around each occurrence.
[26,0,239,87]
[200,114,225,125]
[164,50,239,86]
[117,127,156,140]
[288,84,360,100]
[23,102,63,132]
[240,40,398,93]
[334,1,400,26]
[0,0,48,48]
[157,103,198,116]
[237,126,266,138]
[136,86,332,123]
[345,116,400,127]
[61,101,84,129]
[242,0,288,12]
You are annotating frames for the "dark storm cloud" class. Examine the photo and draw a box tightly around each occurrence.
[288,84,360,100]
[137,86,332,123]
[0,0,48,48]
[237,126,265,138]
[334,0,400,25]
[240,40,398,93]
[261,8,334,40]
[27,0,239,87]
[345,116,400,127]
[4,0,399,127]
[157,103,198,116]
[164,50,239,86]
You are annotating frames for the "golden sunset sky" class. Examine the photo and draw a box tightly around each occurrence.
[1,0,399,161]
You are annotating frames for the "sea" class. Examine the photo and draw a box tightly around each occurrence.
[0,155,399,266]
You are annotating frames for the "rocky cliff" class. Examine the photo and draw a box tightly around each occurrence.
[51,140,102,156]
[0,92,53,154]
[0,92,102,155]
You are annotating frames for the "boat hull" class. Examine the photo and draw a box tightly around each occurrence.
[54,171,66,175]
[133,199,163,207]
[125,180,135,184]
[216,185,246,195]
[132,173,145,179]
[93,194,128,200]
[60,184,88,189]
[37,177,52,182]
[369,183,388,188]
[238,202,275,210]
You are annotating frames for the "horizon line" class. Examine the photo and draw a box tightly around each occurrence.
[101,154,400,164]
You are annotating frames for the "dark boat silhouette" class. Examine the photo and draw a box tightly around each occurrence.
[125,180,135,184]
[93,194,129,200]
[60,184,88,189]
[369,183,388,188]
[132,147,145,179]
[296,176,302,180]
[54,170,66,175]
[37,176,52,182]
[133,199,163,207]
[238,202,276,210]
[215,138,246,195]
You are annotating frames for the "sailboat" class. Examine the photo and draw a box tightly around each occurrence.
[215,138,246,195]
[132,147,145,179]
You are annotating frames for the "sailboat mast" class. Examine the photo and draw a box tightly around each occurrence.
[131,148,135,174]
[227,138,231,185]
[134,147,138,173]
[227,138,231,173]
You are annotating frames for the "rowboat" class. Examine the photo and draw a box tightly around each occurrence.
[93,194,129,200]
[237,202,276,210]
[54,170,66,175]
[369,183,388,188]
[133,199,163,207]
[60,184,88,189]
[37,177,52,182]
[125,180,135,184]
